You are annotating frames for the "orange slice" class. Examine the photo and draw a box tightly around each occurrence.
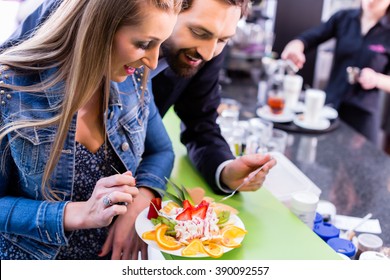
[201,236,223,245]
[221,225,247,239]
[220,237,241,248]
[182,239,205,256]
[203,243,224,258]
[220,225,247,248]
[142,230,156,240]
[155,224,182,251]
[161,201,180,214]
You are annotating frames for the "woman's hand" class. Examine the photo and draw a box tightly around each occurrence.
[63,171,138,231]
[359,68,390,93]
[281,39,306,70]
[359,67,379,90]
[99,187,155,260]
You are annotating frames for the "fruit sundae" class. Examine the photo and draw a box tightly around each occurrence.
[141,181,247,258]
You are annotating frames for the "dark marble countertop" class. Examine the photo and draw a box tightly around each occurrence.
[221,76,390,248]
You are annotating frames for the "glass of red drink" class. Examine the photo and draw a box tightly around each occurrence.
[267,90,285,114]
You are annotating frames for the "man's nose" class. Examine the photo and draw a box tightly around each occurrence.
[197,40,218,62]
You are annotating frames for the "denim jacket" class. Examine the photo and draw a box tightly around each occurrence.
[0,65,174,259]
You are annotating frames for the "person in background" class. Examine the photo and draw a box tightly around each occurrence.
[2,0,277,259]
[281,0,390,145]
[359,68,390,153]
[0,0,181,259]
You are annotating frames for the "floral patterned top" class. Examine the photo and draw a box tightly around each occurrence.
[0,141,125,259]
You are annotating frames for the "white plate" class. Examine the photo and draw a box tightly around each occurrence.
[293,114,331,130]
[321,106,338,120]
[135,201,246,258]
[256,106,295,123]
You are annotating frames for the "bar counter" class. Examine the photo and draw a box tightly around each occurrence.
[162,108,340,260]
[221,76,390,249]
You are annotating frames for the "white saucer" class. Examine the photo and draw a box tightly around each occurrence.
[289,102,305,113]
[292,104,338,120]
[321,106,338,120]
[256,106,295,123]
[293,114,331,130]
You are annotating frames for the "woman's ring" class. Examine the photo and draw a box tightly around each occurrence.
[103,195,113,207]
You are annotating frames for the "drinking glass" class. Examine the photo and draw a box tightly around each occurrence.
[230,126,247,157]
[266,128,288,154]
[346,66,361,85]
[267,90,285,115]
[246,118,273,154]
[297,136,318,163]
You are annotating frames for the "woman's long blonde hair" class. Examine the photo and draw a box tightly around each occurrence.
[0,0,182,200]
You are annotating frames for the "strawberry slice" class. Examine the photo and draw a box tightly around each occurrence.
[176,207,192,221]
[147,197,162,220]
[182,199,193,210]
[197,200,209,208]
[192,204,208,219]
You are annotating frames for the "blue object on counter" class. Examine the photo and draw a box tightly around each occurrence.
[327,238,356,258]
[313,222,340,242]
[314,212,323,224]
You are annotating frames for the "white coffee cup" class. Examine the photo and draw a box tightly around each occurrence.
[283,74,303,109]
[304,89,326,124]
[290,191,320,229]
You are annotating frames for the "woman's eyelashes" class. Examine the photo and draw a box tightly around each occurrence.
[135,41,152,50]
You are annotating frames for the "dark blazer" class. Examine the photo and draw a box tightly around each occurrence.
[153,49,235,193]
[1,0,235,193]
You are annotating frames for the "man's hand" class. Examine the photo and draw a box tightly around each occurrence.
[221,153,276,192]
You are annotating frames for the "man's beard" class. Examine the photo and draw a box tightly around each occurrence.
[161,43,206,78]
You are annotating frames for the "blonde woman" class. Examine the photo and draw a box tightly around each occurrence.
[0,0,181,259]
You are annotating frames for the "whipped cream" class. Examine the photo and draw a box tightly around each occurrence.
[174,207,220,243]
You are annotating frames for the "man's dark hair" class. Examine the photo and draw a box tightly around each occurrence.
[182,0,251,17]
